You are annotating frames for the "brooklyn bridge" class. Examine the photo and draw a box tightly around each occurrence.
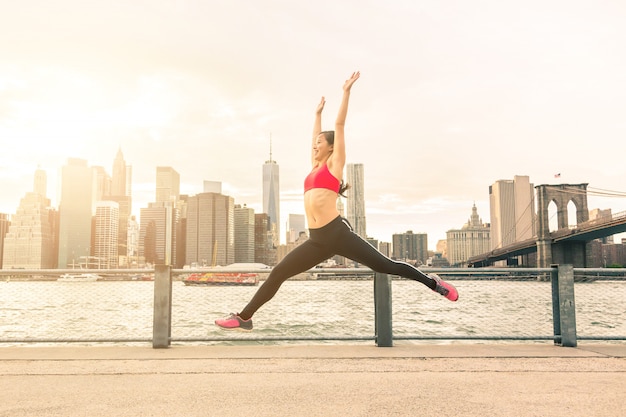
[468,183,626,267]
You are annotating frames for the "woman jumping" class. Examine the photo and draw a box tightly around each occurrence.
[215,71,458,331]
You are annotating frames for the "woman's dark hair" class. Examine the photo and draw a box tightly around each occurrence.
[338,180,350,197]
[321,130,335,145]
[320,130,350,197]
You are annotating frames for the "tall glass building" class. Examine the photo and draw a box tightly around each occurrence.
[489,175,535,251]
[186,192,234,267]
[346,163,367,239]
[57,158,94,268]
[263,150,280,247]
[94,201,119,269]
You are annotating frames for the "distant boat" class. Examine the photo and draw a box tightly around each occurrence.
[182,272,259,286]
[58,273,101,282]
[130,274,154,281]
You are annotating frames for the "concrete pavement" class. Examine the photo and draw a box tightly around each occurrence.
[1,343,624,417]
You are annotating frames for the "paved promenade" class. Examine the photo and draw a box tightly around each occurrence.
[0,343,624,417]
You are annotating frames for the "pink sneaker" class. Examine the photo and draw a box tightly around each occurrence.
[215,313,253,331]
[429,274,459,301]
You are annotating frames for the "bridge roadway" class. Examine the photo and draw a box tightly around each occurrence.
[468,210,626,267]
[0,343,624,417]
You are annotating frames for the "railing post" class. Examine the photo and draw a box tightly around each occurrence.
[374,272,393,347]
[552,264,577,347]
[550,265,561,345]
[153,264,172,348]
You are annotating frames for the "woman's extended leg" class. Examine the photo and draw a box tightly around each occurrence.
[330,220,458,300]
[238,239,334,320]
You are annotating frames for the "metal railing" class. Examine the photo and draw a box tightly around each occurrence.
[1,265,624,347]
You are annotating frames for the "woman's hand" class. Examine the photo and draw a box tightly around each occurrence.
[315,96,326,114]
[343,71,360,92]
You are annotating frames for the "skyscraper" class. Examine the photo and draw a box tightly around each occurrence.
[392,231,428,265]
[286,214,306,244]
[139,166,181,266]
[446,204,491,266]
[94,201,119,269]
[489,175,535,250]
[2,169,56,269]
[346,163,366,238]
[186,192,234,266]
[156,166,180,203]
[234,204,255,263]
[93,166,111,201]
[33,168,46,197]
[127,215,140,266]
[111,147,128,197]
[109,148,132,263]
[263,143,280,247]
[57,158,94,268]
[0,213,9,268]
[255,213,276,266]
[139,202,177,266]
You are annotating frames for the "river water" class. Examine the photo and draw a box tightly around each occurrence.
[0,279,624,344]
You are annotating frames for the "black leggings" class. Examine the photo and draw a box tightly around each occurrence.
[239,216,435,320]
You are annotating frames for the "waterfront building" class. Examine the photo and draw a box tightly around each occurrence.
[286,214,306,244]
[379,241,391,258]
[2,169,56,269]
[57,158,94,268]
[346,163,366,239]
[126,215,140,267]
[94,201,119,269]
[107,195,131,266]
[262,144,280,247]
[367,237,379,251]
[0,213,9,268]
[277,231,308,264]
[139,202,177,266]
[138,167,182,267]
[489,175,535,251]
[186,192,234,267]
[392,231,428,265]
[255,213,276,266]
[589,208,614,244]
[175,196,187,269]
[446,204,491,267]
[234,204,255,263]
[109,148,132,264]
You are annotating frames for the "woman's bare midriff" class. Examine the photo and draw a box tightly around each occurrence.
[304,188,340,229]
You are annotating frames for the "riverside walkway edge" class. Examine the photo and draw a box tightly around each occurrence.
[0,343,624,417]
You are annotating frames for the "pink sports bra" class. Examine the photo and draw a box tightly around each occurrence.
[304,164,340,193]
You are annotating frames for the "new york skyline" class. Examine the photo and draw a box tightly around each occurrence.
[2,0,626,249]
[3,154,626,251]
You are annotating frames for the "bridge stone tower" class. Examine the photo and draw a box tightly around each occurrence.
[535,183,590,268]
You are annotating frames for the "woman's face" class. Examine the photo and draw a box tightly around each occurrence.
[313,133,333,161]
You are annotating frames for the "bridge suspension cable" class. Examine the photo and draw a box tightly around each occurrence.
[546,185,626,198]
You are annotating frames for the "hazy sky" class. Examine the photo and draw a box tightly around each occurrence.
[2,0,626,248]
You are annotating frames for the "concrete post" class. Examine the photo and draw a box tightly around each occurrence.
[551,264,577,347]
[374,272,393,347]
[550,265,561,345]
[153,264,172,348]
